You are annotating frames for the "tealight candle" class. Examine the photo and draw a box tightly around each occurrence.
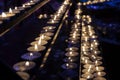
[94,71,106,77]
[30,40,48,46]
[63,57,77,62]
[94,60,102,66]
[0,12,8,20]
[65,47,79,51]
[61,63,77,69]
[82,73,93,79]
[13,61,36,71]
[65,51,79,57]
[95,66,104,71]
[43,26,56,30]
[27,44,46,52]
[82,68,95,74]
[21,52,41,60]
[35,36,51,41]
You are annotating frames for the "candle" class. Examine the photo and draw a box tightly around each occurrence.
[0,12,8,20]
[82,73,93,79]
[16,72,30,80]
[63,57,77,62]
[43,26,56,30]
[94,71,106,77]
[66,47,79,51]
[65,51,79,57]
[94,60,102,66]
[82,68,95,73]
[30,39,47,46]
[68,40,79,44]
[21,52,41,60]
[95,66,104,71]
[35,36,51,41]
[0,11,15,19]
[27,44,46,52]
[61,63,77,69]
[13,61,36,71]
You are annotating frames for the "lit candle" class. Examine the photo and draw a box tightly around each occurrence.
[9,8,13,13]
[27,44,46,52]
[93,77,106,80]
[1,12,7,18]
[94,71,106,77]
[30,53,33,56]
[96,66,104,71]
[38,37,42,45]
[13,61,36,71]
[25,61,30,66]
[35,44,38,51]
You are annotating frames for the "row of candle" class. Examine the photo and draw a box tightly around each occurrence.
[62,3,82,70]
[82,0,110,6]
[80,15,107,80]
[12,0,71,80]
[0,0,39,24]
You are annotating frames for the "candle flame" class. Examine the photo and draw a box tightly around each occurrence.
[66,63,69,67]
[22,5,25,7]
[30,53,33,56]
[2,12,7,17]
[15,6,18,10]
[41,34,44,39]
[38,37,42,45]
[25,61,30,66]
[96,67,99,71]
[34,44,38,50]
[9,8,12,13]
[98,72,101,75]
